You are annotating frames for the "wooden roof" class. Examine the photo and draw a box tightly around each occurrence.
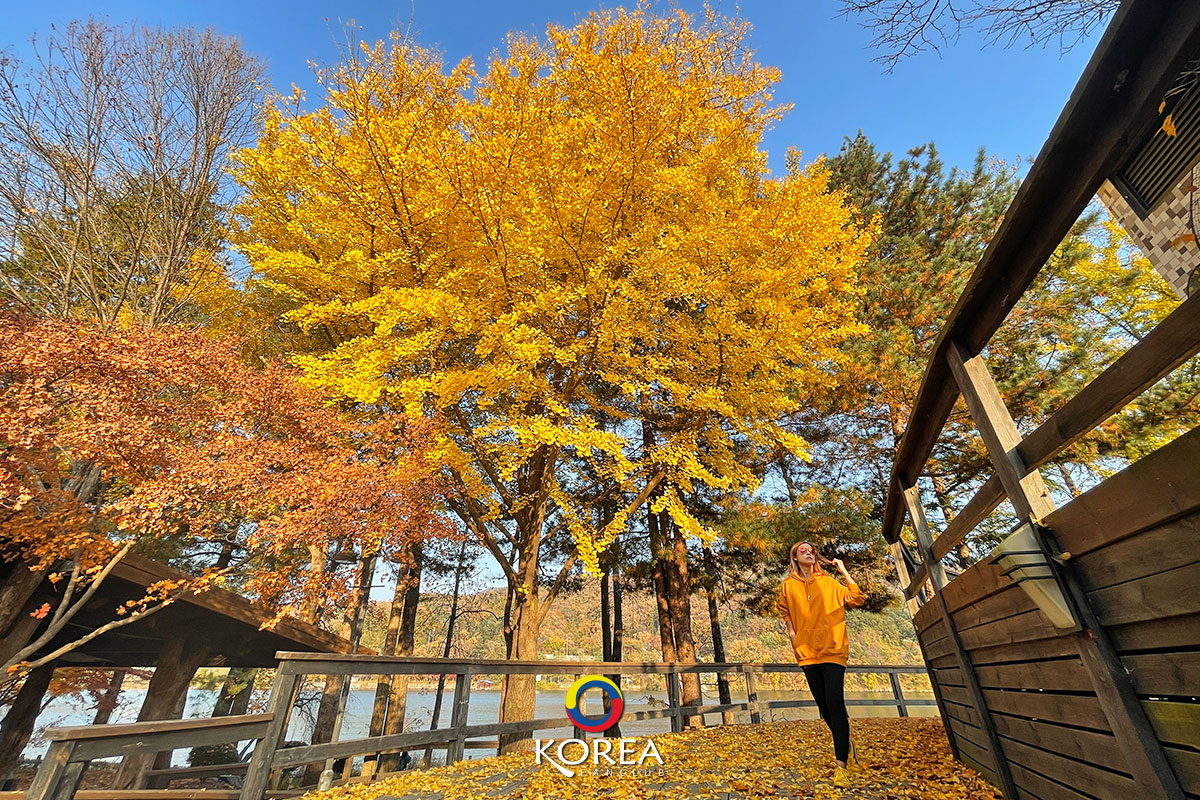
[31,553,366,668]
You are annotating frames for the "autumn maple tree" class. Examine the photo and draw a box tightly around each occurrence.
[232,7,872,748]
[0,310,444,678]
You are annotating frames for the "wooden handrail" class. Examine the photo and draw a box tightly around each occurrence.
[44,714,272,743]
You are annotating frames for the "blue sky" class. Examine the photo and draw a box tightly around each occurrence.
[3,0,1108,176]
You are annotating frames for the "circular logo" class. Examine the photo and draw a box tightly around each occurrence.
[564,674,624,732]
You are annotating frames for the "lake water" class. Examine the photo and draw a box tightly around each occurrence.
[30,684,937,763]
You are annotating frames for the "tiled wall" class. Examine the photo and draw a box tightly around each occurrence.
[1099,166,1199,298]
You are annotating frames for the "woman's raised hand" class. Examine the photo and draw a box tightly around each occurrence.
[832,558,850,576]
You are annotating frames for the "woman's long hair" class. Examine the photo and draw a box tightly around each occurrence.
[788,541,835,576]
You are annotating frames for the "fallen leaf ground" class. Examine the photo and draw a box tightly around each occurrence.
[304,718,1002,800]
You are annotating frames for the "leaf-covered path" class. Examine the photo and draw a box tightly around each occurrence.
[305,718,1001,800]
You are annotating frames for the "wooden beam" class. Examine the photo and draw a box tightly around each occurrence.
[901,481,1017,799]
[889,542,920,616]
[1018,291,1200,473]
[931,475,1005,563]
[238,668,300,800]
[881,0,1200,544]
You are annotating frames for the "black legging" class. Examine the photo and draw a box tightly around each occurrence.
[802,663,850,763]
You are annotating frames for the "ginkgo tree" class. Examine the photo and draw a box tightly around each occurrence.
[232,7,872,748]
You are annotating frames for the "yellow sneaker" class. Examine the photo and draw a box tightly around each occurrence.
[833,766,851,789]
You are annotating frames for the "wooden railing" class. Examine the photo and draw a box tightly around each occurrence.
[238,655,934,800]
[21,715,274,800]
[238,654,935,800]
[19,657,935,800]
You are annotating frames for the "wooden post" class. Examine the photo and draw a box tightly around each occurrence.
[239,665,300,800]
[571,673,584,740]
[902,482,1014,796]
[889,542,921,616]
[446,670,472,764]
[664,671,681,733]
[24,740,77,800]
[742,668,761,725]
[947,341,1186,800]
[888,671,908,718]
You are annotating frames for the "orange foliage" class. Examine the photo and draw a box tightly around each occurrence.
[0,311,448,624]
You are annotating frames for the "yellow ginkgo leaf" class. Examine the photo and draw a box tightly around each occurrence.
[1162,113,1177,137]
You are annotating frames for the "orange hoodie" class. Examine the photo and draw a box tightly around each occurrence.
[775,570,866,666]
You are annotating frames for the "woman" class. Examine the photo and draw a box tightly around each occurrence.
[775,541,866,788]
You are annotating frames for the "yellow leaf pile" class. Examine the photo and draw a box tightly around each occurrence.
[305,719,1001,799]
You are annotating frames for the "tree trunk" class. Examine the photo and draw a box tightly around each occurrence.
[93,669,126,725]
[497,604,541,754]
[303,556,375,785]
[0,560,47,639]
[665,515,702,728]
[112,636,209,789]
[0,663,53,784]
[213,668,256,717]
[649,503,676,664]
[702,546,732,722]
[422,542,467,768]
[377,543,422,774]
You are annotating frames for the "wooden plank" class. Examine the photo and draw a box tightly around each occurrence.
[932,475,1006,563]
[447,670,472,763]
[957,609,1062,652]
[999,737,1139,798]
[271,715,582,769]
[1088,560,1200,627]
[1165,745,1200,796]
[1122,652,1200,698]
[1143,700,1200,748]
[238,667,300,800]
[967,634,1079,667]
[942,560,1014,616]
[952,584,1039,632]
[45,714,272,743]
[1109,611,1200,653]
[72,720,272,763]
[973,658,1092,693]
[979,689,1111,732]
[916,615,948,644]
[929,652,960,669]
[881,1,1200,544]
[991,714,1122,766]
[1009,762,1102,800]
[942,699,984,729]
[1045,426,1200,557]
[947,715,991,753]
[1072,512,1200,592]
[25,741,75,800]
[931,666,965,688]
[1018,293,1200,474]
[946,341,1056,521]
[954,737,999,784]
[912,598,942,634]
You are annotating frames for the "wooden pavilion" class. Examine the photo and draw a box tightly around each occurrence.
[0,553,361,790]
[882,2,1200,799]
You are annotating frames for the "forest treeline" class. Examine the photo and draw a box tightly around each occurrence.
[0,5,1195,779]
